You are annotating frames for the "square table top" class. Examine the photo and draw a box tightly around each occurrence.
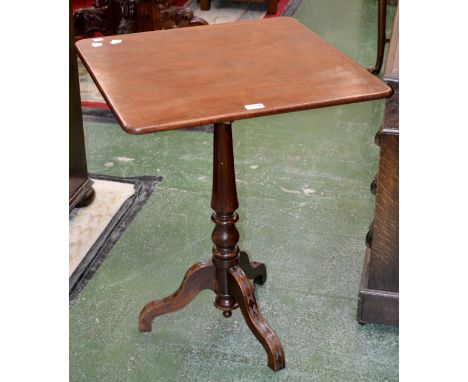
[76,17,391,135]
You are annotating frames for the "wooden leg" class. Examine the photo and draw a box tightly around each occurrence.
[239,251,267,285]
[211,122,285,371]
[139,122,285,371]
[267,0,278,15]
[368,0,387,74]
[211,122,241,318]
[199,0,211,11]
[228,266,285,371]
[139,260,216,332]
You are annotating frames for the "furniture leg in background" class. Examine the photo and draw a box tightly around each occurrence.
[368,0,387,74]
[69,6,95,212]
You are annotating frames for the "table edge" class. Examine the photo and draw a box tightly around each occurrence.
[123,88,392,135]
[75,17,393,135]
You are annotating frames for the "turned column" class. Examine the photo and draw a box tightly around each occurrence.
[211,122,240,317]
[138,121,285,370]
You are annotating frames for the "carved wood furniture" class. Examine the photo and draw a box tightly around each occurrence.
[74,0,208,38]
[199,0,278,15]
[70,7,95,212]
[76,17,391,371]
[358,6,398,326]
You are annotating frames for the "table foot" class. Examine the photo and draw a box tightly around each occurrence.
[138,259,216,332]
[239,251,267,285]
[228,266,285,372]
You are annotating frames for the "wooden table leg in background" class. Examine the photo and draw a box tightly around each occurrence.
[69,5,95,212]
[138,122,285,371]
[368,0,387,74]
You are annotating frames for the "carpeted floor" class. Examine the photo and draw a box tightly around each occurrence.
[70,1,398,381]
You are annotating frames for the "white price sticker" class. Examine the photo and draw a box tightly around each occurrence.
[244,103,265,111]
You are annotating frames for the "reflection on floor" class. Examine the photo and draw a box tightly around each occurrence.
[70,1,398,381]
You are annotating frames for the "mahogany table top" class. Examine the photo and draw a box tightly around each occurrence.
[76,17,391,135]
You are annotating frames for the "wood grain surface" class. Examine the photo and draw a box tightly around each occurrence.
[76,17,391,134]
[368,132,398,292]
[368,4,399,294]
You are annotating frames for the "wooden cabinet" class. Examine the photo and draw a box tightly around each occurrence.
[357,7,399,326]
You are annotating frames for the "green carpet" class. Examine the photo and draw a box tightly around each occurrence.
[70,1,398,381]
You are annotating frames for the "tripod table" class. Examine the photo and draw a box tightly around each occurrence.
[76,17,391,372]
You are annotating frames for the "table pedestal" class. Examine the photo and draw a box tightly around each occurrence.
[138,122,285,371]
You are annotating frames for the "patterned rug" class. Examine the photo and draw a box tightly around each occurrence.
[77,0,303,109]
[69,174,161,305]
[69,179,135,279]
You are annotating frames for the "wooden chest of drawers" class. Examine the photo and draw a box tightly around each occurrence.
[357,7,399,326]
